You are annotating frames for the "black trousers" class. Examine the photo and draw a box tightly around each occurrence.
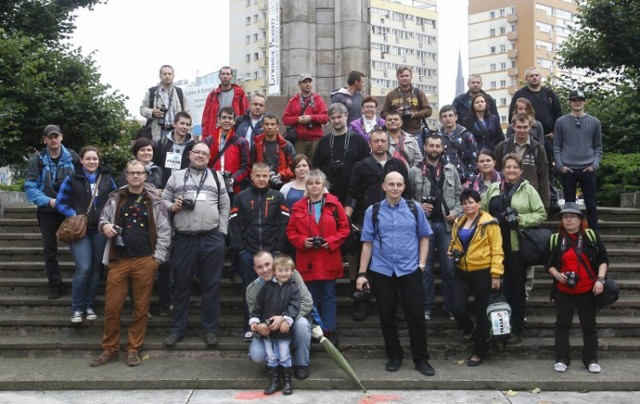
[370,269,429,363]
[157,261,172,308]
[451,268,492,358]
[554,289,598,367]
[37,208,65,290]
[503,248,527,336]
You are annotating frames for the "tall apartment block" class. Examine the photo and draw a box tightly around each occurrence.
[229,0,439,124]
[468,0,578,124]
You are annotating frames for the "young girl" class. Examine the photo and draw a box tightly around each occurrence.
[249,255,300,395]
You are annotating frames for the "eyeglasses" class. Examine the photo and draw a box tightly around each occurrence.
[126,171,146,177]
[575,118,581,128]
[191,150,210,156]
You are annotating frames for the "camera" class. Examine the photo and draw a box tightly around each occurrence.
[181,198,195,211]
[311,236,326,248]
[451,249,464,264]
[157,105,168,127]
[330,160,343,173]
[401,106,412,120]
[353,286,371,301]
[114,225,125,248]
[269,171,283,189]
[565,271,579,288]
[502,207,519,229]
[221,170,233,186]
[422,195,437,205]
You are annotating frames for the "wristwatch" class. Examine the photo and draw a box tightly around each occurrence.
[597,276,605,284]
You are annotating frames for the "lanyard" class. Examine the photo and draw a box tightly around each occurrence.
[182,168,209,201]
[329,132,351,163]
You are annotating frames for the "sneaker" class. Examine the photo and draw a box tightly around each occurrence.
[447,312,455,321]
[127,351,141,367]
[424,311,432,321]
[90,350,119,367]
[85,309,97,321]
[554,362,568,373]
[71,311,83,323]
[244,331,254,342]
[588,363,601,373]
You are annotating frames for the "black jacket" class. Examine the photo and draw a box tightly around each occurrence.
[153,133,195,188]
[251,279,300,339]
[229,185,289,254]
[345,155,412,225]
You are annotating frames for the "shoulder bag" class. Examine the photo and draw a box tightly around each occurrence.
[56,174,102,243]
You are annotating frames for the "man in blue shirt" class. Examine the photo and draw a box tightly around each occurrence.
[356,171,435,376]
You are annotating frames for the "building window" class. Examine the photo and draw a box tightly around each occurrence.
[490,63,496,71]
[500,62,507,69]
[501,115,507,123]
[490,81,497,89]
[500,98,507,106]
[500,26,506,34]
[490,28,496,37]
[254,71,259,80]
[490,46,496,54]
[254,33,259,41]
[246,35,250,44]
[246,54,251,63]
[246,17,251,25]
[500,44,506,52]
[500,9,506,17]
[254,52,259,61]
[253,14,259,23]
[490,11,496,18]
[500,80,507,87]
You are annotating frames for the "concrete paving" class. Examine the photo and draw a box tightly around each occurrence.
[0,389,639,404]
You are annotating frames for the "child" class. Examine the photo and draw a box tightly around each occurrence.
[249,255,300,395]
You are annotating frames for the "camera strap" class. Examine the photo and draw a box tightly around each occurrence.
[182,167,209,202]
[329,131,351,163]
[565,232,595,281]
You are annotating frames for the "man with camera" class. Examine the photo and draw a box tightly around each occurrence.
[251,114,296,190]
[203,107,251,196]
[91,160,172,367]
[229,162,290,341]
[356,171,435,376]
[437,105,478,185]
[385,111,423,168]
[202,66,249,139]
[346,128,412,320]
[25,125,79,299]
[410,134,462,321]
[381,66,433,150]
[140,65,190,141]
[313,103,370,204]
[161,142,231,348]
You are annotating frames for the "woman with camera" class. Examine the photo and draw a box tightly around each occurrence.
[56,146,117,323]
[546,202,609,373]
[482,153,545,344]
[449,189,503,366]
[286,169,350,346]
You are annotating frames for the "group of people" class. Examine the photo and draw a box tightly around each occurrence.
[23,63,608,394]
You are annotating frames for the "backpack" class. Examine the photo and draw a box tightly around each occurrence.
[549,228,597,253]
[371,199,419,247]
[486,292,512,343]
[145,86,185,127]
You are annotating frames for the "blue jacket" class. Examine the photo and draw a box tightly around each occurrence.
[24,145,78,211]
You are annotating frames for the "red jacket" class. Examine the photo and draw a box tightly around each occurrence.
[203,128,250,193]
[201,84,249,138]
[281,93,328,141]
[286,193,350,281]
[252,133,295,182]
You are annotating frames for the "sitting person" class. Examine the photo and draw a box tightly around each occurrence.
[246,251,313,380]
[249,255,300,395]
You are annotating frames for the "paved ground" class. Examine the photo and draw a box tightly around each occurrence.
[0,389,639,404]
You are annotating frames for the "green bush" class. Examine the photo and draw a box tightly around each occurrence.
[596,153,640,206]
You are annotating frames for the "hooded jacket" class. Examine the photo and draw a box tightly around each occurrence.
[201,84,248,138]
[24,145,78,212]
[282,93,328,141]
[449,211,504,277]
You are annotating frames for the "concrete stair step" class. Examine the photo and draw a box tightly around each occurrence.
[1,356,638,391]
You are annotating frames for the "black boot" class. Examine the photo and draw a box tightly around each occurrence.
[282,367,293,395]
[264,366,280,395]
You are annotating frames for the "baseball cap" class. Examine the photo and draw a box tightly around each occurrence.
[569,90,586,101]
[43,125,62,137]
[298,73,313,83]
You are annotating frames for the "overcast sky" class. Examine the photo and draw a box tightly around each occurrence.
[72,0,469,119]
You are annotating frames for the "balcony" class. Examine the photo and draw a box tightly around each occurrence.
[507,14,518,23]
[508,68,518,77]
[257,19,266,30]
[508,85,518,96]
[507,49,518,59]
[507,31,518,41]
[257,58,267,68]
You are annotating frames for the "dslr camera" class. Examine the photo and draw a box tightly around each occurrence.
[401,106,412,120]
[422,195,437,205]
[502,207,519,228]
[353,286,371,301]
[311,236,326,248]
[330,160,343,174]
[565,271,579,288]
[114,225,125,248]
[156,105,168,127]
[269,171,283,189]
[181,198,195,211]
[451,249,464,264]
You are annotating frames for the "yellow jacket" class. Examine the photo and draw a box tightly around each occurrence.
[448,211,504,277]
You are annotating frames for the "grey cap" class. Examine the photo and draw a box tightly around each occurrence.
[557,202,584,218]
[569,89,586,100]
[43,125,62,137]
[298,73,313,83]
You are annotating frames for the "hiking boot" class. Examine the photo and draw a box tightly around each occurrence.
[127,351,141,367]
[90,351,119,367]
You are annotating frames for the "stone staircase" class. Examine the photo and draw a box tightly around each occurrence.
[0,204,639,390]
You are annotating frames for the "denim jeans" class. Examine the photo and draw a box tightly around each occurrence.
[423,221,454,313]
[248,316,311,367]
[68,228,107,313]
[306,280,337,332]
[560,169,598,231]
[263,337,292,368]
[239,250,258,332]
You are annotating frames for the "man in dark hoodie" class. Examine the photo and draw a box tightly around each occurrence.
[330,70,364,125]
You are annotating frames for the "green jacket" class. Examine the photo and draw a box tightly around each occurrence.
[481,179,546,251]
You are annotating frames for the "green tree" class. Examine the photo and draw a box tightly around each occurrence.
[0,0,131,167]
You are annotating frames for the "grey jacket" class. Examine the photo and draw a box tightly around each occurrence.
[162,167,230,235]
[410,160,463,231]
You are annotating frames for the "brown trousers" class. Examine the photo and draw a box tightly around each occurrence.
[101,256,158,354]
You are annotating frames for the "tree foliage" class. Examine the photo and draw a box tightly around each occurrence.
[0,0,131,167]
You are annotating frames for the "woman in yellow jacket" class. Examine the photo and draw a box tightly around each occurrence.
[449,188,504,366]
